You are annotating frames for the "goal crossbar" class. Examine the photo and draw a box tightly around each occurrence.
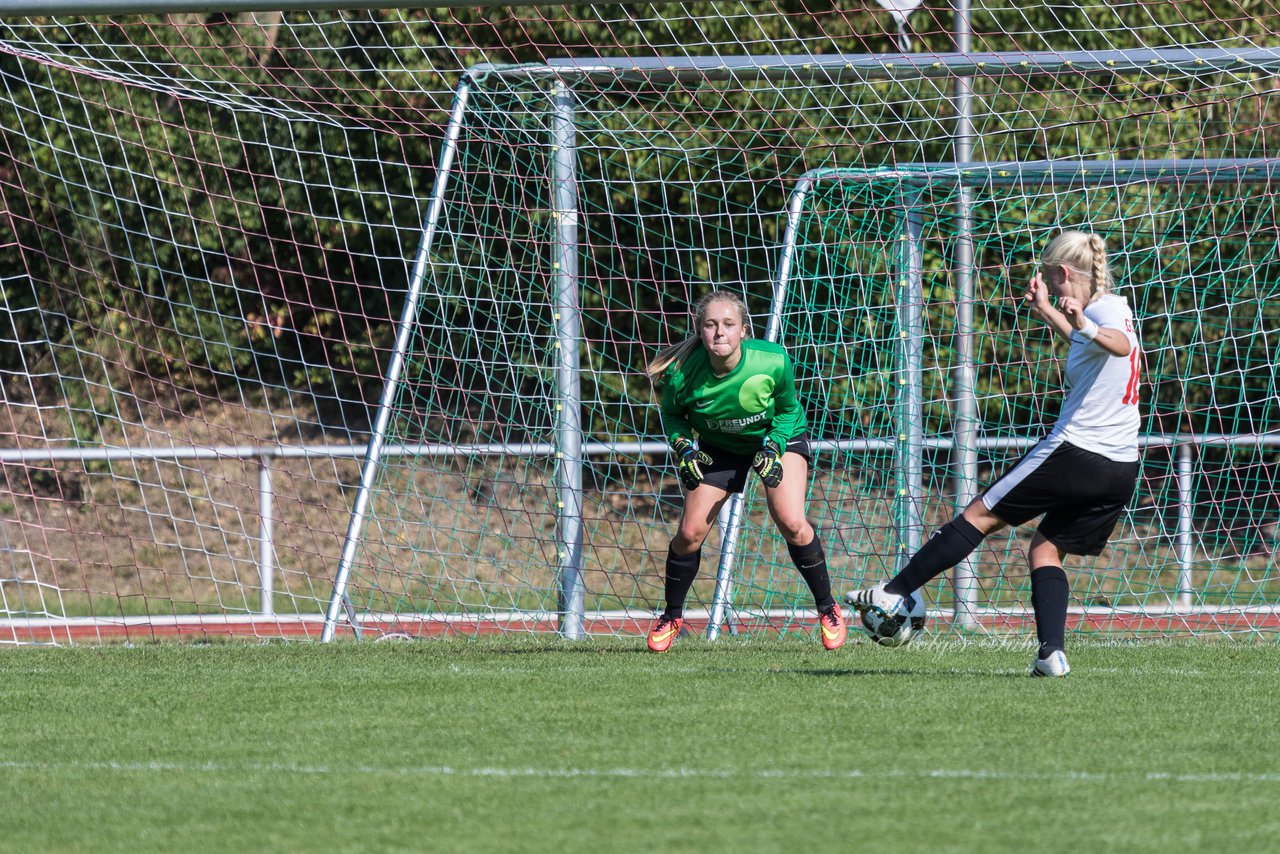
[484,47,1280,83]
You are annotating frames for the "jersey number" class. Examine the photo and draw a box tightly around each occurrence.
[1123,348,1141,406]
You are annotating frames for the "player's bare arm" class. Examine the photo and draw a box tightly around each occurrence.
[1058,295,1132,356]
[1024,272,1132,357]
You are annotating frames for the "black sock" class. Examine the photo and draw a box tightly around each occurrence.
[662,546,702,618]
[1030,565,1069,658]
[788,536,836,612]
[885,516,986,596]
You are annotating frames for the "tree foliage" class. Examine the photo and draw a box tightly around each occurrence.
[0,4,1276,443]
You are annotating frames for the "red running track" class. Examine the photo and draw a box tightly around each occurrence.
[4,610,1279,644]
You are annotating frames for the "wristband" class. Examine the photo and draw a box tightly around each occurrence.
[1078,318,1099,341]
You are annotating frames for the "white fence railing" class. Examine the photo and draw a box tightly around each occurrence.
[3,432,1276,621]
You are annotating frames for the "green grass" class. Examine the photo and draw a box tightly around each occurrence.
[1,639,1277,852]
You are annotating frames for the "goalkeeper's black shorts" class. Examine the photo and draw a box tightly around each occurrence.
[696,435,812,494]
[981,438,1138,556]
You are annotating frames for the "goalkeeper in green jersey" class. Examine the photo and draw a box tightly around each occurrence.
[642,290,846,652]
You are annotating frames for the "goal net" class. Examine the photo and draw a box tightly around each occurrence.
[0,2,1277,643]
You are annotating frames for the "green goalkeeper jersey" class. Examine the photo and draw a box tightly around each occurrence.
[661,338,806,455]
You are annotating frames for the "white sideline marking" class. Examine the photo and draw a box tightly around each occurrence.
[0,760,1275,785]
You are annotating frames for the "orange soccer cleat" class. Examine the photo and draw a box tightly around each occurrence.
[818,605,848,651]
[646,614,685,653]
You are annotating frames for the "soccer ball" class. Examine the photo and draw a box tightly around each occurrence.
[860,591,927,647]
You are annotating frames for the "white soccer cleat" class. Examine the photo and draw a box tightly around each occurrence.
[1030,650,1071,678]
[843,583,908,621]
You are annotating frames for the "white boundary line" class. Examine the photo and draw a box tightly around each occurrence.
[0,759,1275,784]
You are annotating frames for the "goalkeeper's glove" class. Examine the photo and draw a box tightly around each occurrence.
[752,438,784,488]
[672,437,713,492]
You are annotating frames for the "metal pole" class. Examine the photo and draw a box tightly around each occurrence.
[3,431,1276,465]
[706,180,812,641]
[760,180,809,344]
[706,500,744,640]
[950,0,980,628]
[257,455,274,616]
[1176,442,1194,608]
[551,81,585,640]
[896,191,926,567]
[321,81,471,642]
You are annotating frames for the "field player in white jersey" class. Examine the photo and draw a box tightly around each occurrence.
[846,230,1141,677]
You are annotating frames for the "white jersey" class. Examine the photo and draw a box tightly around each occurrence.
[1050,293,1141,461]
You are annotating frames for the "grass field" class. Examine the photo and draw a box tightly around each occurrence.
[1,637,1277,853]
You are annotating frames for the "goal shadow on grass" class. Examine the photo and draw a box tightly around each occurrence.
[800,667,1028,679]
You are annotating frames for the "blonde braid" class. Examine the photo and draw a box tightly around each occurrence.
[1042,230,1113,302]
[1088,233,1112,297]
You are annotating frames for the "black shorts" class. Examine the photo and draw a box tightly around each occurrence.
[981,438,1139,556]
[698,435,812,494]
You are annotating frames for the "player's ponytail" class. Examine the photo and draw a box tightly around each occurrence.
[646,290,753,380]
[646,337,700,379]
[1087,232,1113,296]
[1042,230,1113,301]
